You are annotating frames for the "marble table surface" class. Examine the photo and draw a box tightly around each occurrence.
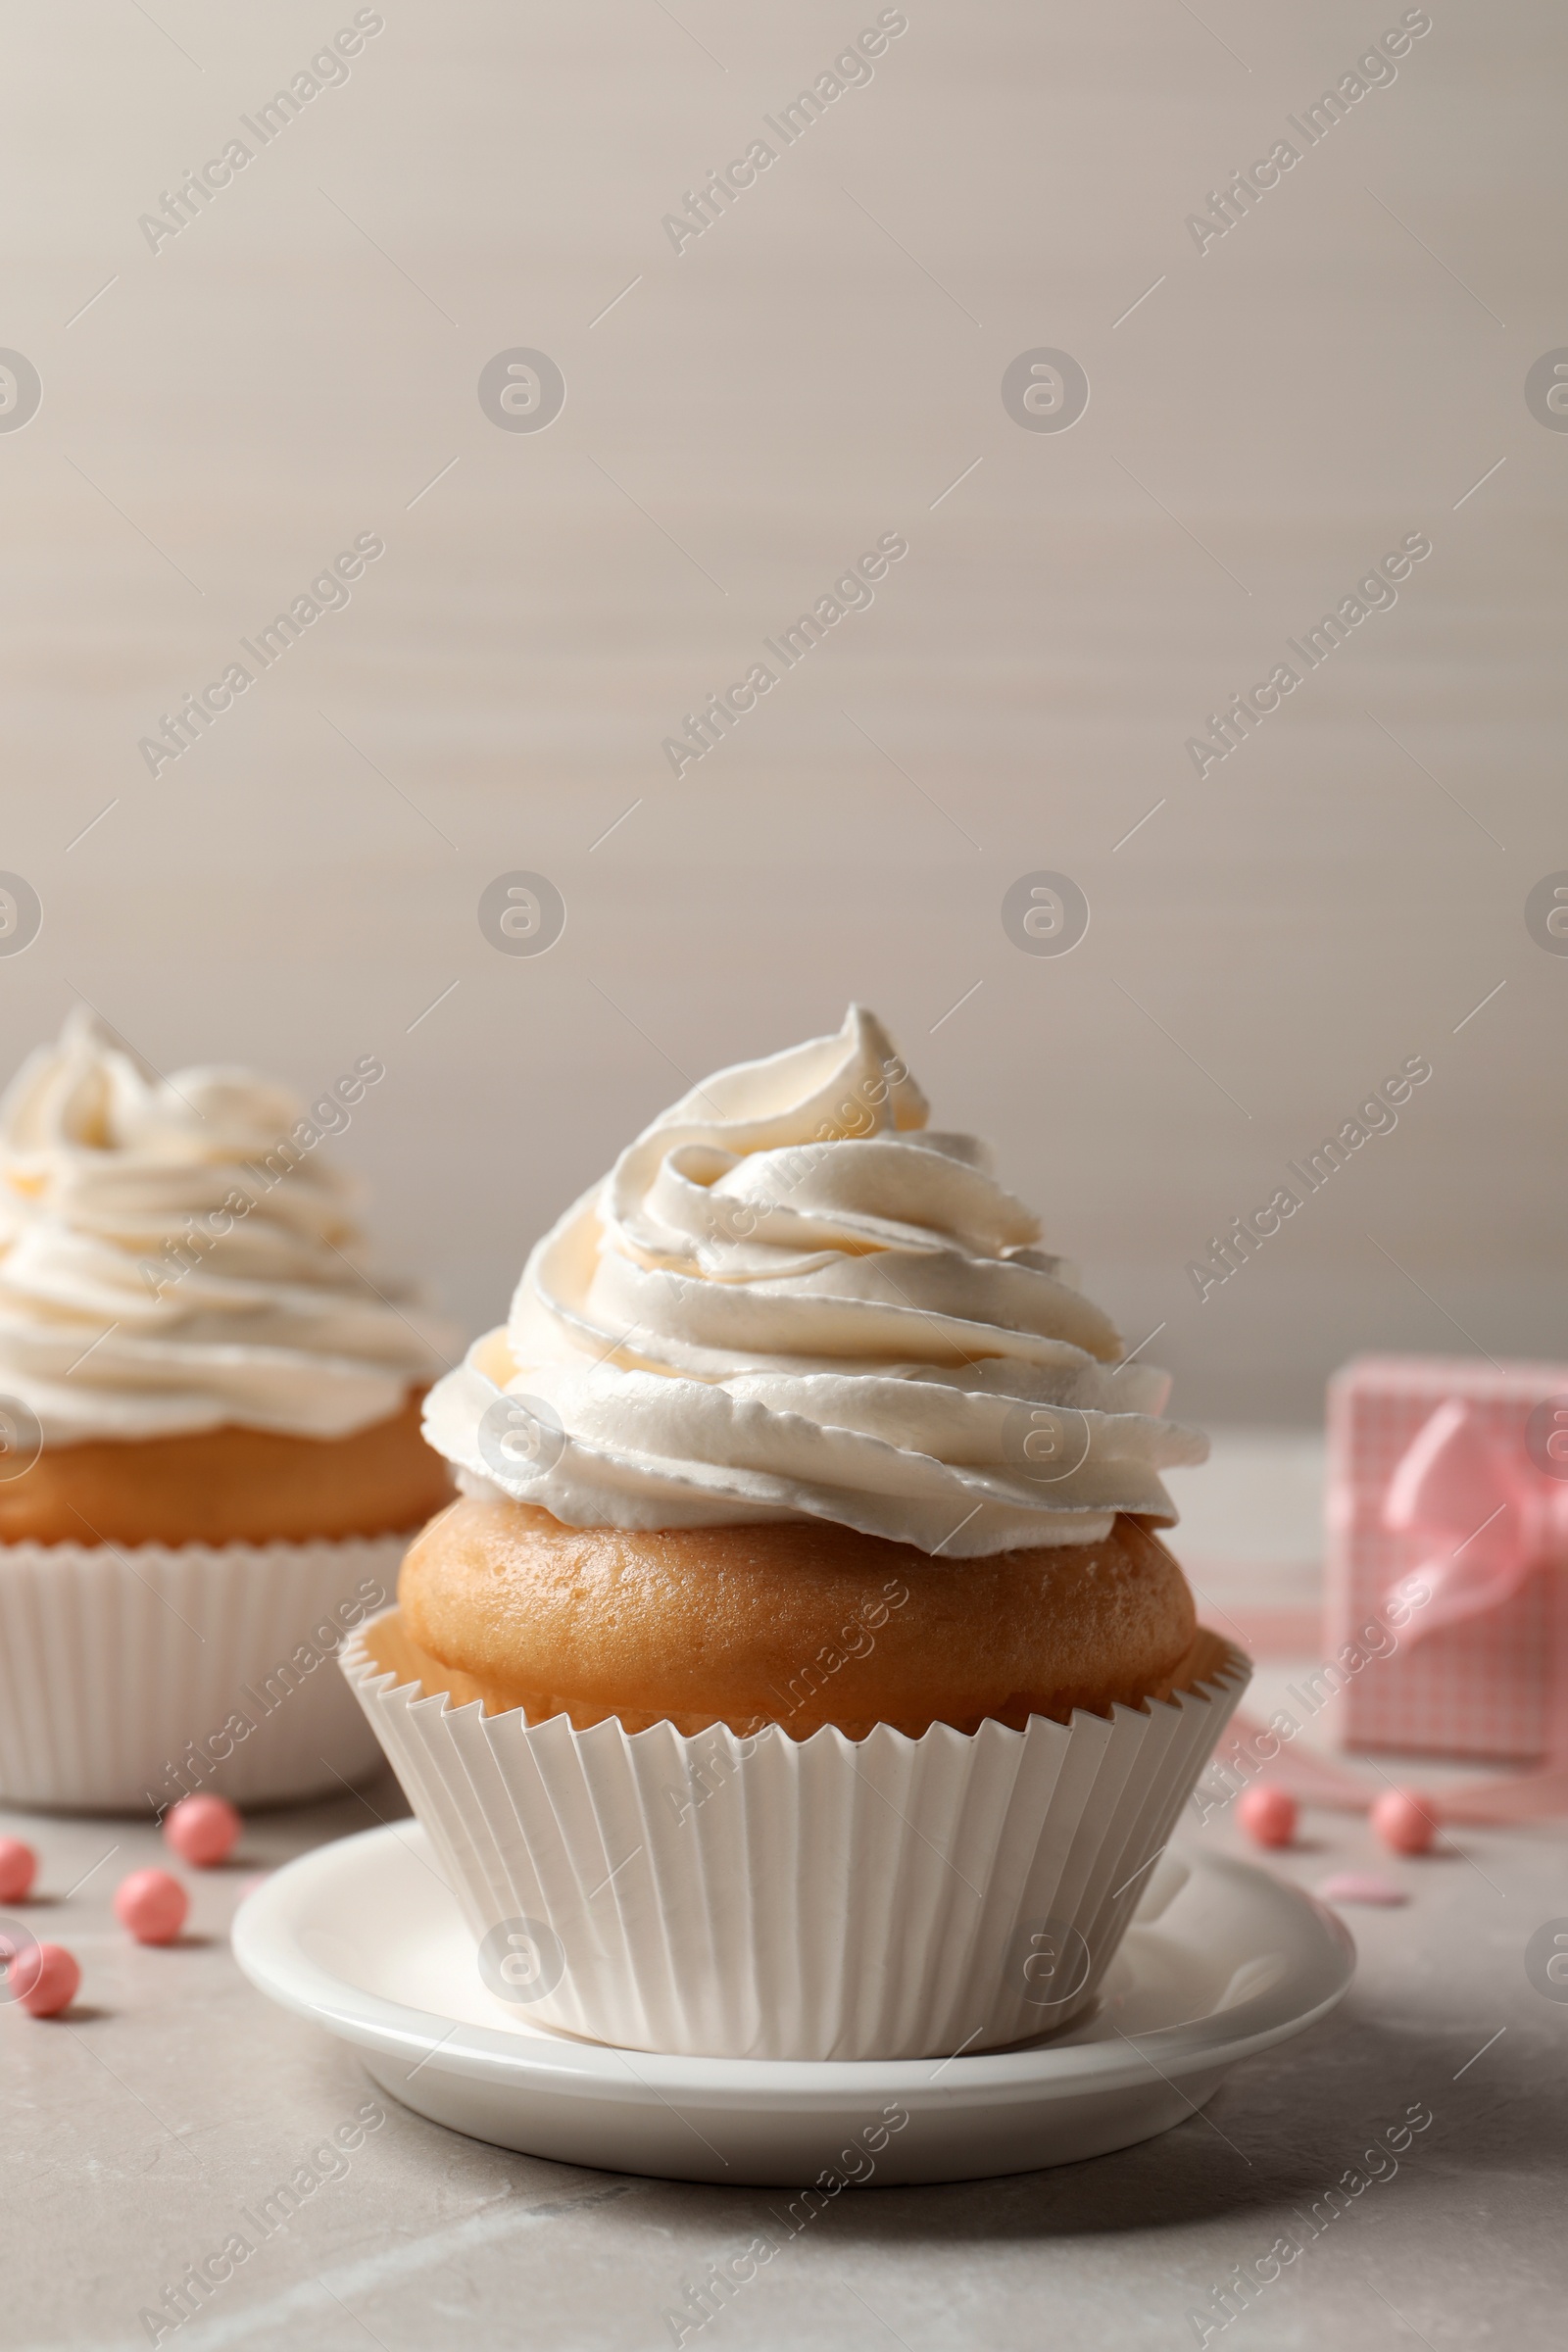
[5,1435,1564,2351]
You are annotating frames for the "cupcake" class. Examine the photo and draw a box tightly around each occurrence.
[345,1006,1248,2058]
[0,1008,453,1811]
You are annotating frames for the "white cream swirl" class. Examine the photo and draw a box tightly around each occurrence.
[0,1009,451,1444]
[425,1006,1204,1556]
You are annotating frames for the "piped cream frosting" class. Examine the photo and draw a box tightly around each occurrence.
[424,1006,1204,1556]
[0,1009,450,1444]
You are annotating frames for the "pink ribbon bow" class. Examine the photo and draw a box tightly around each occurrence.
[1381,1397,1568,1642]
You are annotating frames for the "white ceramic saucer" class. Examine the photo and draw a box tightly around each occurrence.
[233,1826,1353,2187]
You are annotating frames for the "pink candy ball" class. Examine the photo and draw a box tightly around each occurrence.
[1371,1788,1436,1855]
[163,1794,242,1868]
[17,1942,79,2018]
[1238,1784,1298,1849]
[114,1868,189,1945]
[0,1836,37,1902]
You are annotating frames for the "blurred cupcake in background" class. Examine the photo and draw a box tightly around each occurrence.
[0,1006,453,1812]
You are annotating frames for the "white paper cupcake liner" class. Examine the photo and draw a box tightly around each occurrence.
[0,1536,412,1814]
[342,1609,1250,2061]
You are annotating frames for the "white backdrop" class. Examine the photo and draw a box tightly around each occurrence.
[2,0,1564,1421]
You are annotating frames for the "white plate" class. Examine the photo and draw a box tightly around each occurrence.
[232,1825,1353,2186]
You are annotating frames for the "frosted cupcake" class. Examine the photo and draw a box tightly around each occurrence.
[345,1007,1248,2058]
[0,1009,452,1811]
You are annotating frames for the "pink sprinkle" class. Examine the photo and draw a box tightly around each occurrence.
[163,1794,242,1868]
[16,1941,80,2018]
[1238,1784,1298,1849]
[1319,1872,1408,1907]
[1370,1788,1436,1856]
[0,1837,36,1902]
[114,1869,189,1945]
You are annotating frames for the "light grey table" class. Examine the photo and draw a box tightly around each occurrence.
[6,1782,1563,2352]
[6,1438,1565,2349]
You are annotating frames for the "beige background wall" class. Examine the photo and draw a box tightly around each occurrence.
[2,0,1563,1422]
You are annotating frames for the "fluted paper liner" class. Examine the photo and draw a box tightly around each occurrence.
[0,1536,409,1813]
[342,1608,1250,2061]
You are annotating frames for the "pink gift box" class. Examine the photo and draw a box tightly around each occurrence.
[1326,1354,1568,1763]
